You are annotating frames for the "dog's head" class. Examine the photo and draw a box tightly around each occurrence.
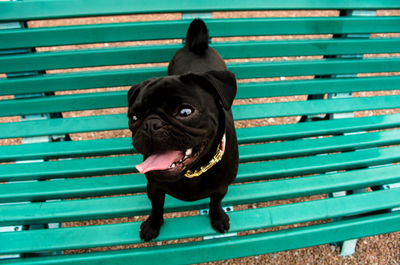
[127,70,237,182]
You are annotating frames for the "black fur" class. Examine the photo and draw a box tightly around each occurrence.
[186,18,209,55]
[128,19,239,242]
[168,19,227,75]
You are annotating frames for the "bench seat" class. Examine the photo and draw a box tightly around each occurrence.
[1,0,399,264]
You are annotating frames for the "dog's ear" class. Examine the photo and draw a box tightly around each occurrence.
[183,70,237,110]
[127,78,155,106]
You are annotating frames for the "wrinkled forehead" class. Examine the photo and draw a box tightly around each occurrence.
[136,76,214,109]
[145,77,186,98]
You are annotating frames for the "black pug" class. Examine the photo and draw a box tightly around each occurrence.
[127,19,239,241]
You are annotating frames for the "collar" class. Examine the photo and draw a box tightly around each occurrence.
[184,133,226,179]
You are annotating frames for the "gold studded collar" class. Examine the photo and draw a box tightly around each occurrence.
[184,133,226,179]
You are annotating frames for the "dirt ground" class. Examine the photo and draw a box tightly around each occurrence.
[2,8,400,265]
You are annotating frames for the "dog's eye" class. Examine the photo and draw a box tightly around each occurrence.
[178,106,194,117]
[128,113,138,122]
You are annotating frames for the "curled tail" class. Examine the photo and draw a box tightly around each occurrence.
[186,19,209,55]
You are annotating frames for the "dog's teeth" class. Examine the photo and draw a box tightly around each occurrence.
[179,159,183,163]
[183,155,188,160]
[185,148,193,156]
[170,163,176,169]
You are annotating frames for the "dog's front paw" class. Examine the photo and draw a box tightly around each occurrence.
[210,210,230,233]
[140,215,164,242]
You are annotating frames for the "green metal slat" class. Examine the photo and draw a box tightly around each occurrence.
[0,155,142,182]
[233,95,400,120]
[233,165,400,206]
[237,76,400,99]
[208,16,400,37]
[0,111,399,142]
[217,38,400,59]
[1,127,399,164]
[1,161,400,226]
[0,138,133,162]
[230,57,400,80]
[0,188,399,255]
[0,91,126,117]
[0,174,146,204]
[3,38,400,73]
[236,113,400,144]
[0,67,164,96]
[1,58,399,97]
[2,212,398,265]
[2,0,399,21]
[1,90,399,119]
[239,129,400,163]
[0,20,190,50]
[0,71,400,99]
[0,191,152,226]
[2,17,400,50]
[0,45,176,73]
[0,114,127,140]
[4,69,400,100]
[237,145,400,183]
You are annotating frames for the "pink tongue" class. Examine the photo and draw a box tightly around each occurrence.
[136,150,183,174]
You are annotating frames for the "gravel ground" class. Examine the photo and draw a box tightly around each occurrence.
[3,9,400,265]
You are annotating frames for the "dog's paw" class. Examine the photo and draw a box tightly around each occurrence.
[140,216,164,242]
[210,210,230,233]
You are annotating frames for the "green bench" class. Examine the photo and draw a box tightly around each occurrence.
[1,0,400,264]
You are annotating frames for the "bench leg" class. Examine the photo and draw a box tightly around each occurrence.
[299,9,376,123]
[297,9,378,256]
[322,9,378,257]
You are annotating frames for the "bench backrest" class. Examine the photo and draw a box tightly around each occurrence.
[1,2,400,126]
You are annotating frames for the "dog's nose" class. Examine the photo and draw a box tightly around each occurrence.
[144,119,163,134]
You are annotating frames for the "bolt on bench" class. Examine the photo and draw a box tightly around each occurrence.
[1,1,400,264]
